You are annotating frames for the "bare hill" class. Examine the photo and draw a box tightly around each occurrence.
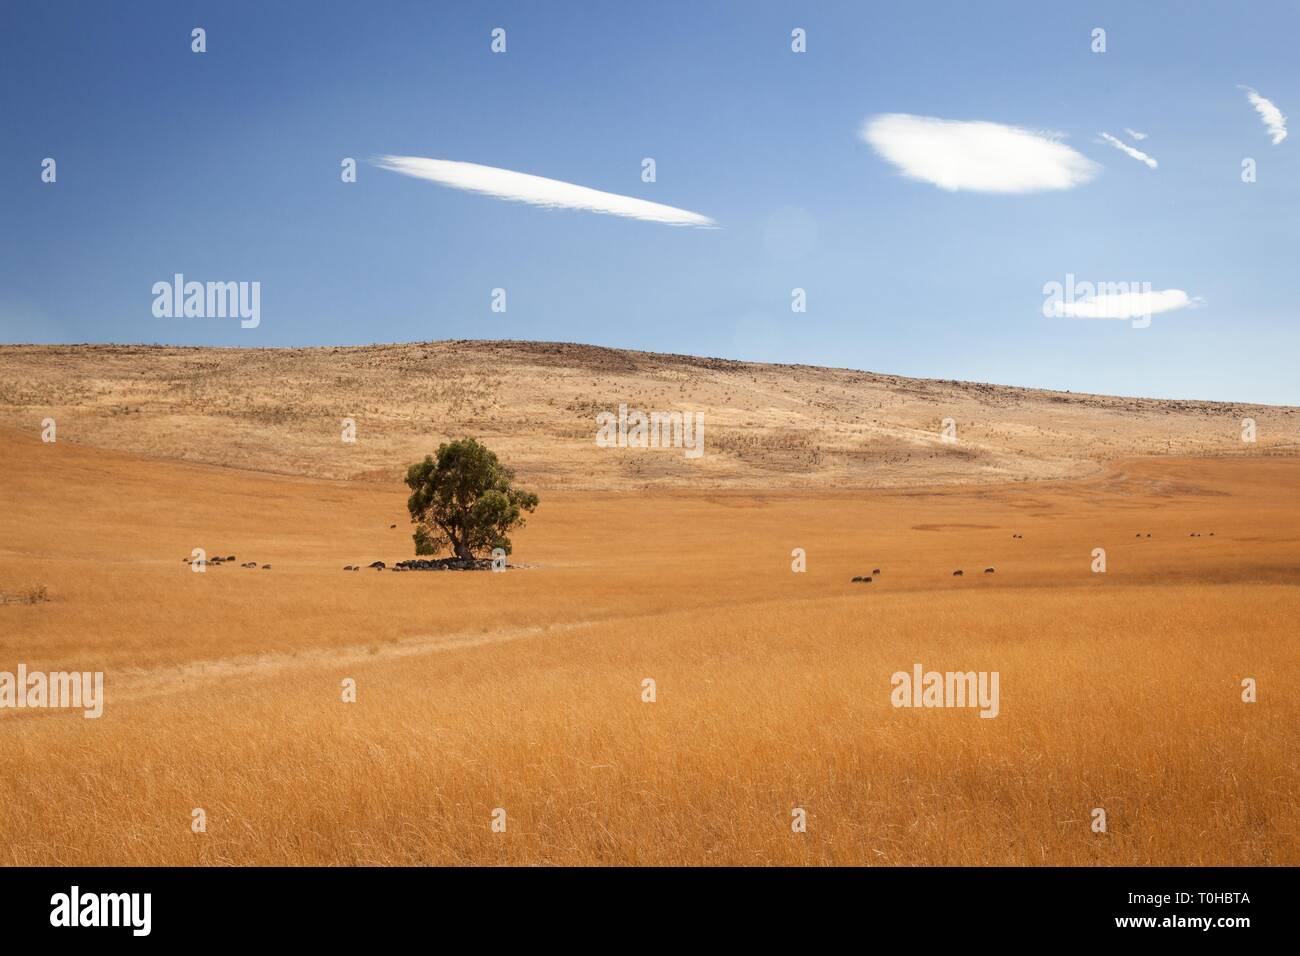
[0,340,1295,489]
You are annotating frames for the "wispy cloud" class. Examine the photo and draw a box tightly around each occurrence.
[1051,289,1199,320]
[373,155,717,227]
[860,113,1100,193]
[1099,132,1158,169]
[1240,87,1287,145]
[1124,128,1148,141]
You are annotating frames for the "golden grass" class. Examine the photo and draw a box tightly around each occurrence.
[0,427,1296,865]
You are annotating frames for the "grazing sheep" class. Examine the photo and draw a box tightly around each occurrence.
[389,524,397,529]
[262,565,272,570]
[952,570,964,577]
[343,566,354,571]
[863,576,873,583]
[369,561,386,570]
[984,567,995,574]
[872,568,881,575]
[225,555,236,562]
[851,576,863,582]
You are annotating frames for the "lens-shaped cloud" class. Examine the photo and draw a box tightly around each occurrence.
[1051,289,1197,320]
[373,155,716,227]
[860,113,1100,193]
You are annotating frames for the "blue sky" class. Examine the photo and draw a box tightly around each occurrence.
[2,1,1297,403]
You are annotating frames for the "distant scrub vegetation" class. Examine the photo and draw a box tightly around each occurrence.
[0,585,50,606]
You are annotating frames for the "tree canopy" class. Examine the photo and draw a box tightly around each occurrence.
[404,439,539,560]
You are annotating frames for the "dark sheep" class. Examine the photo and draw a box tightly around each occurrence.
[952,570,964,576]
[872,568,881,575]
[262,565,272,570]
[984,567,995,574]
[851,576,862,582]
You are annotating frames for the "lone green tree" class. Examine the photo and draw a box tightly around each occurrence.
[404,439,539,560]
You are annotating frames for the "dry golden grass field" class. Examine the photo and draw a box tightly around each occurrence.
[0,343,1297,866]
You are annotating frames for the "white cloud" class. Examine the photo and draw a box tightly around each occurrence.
[373,155,716,227]
[1051,288,1198,321]
[1099,132,1158,169]
[860,113,1100,193]
[1240,87,1287,145]
[1124,128,1148,141]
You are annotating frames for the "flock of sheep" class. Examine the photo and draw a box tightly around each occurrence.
[182,554,271,570]
[850,566,995,584]
[182,527,1218,581]
[850,528,1216,585]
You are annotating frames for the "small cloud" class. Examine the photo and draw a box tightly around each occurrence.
[1124,128,1148,141]
[1240,86,1287,145]
[860,113,1100,193]
[1099,132,1158,169]
[373,155,716,227]
[1052,289,1199,321]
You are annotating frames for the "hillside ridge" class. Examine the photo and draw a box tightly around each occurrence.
[1,340,1295,489]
